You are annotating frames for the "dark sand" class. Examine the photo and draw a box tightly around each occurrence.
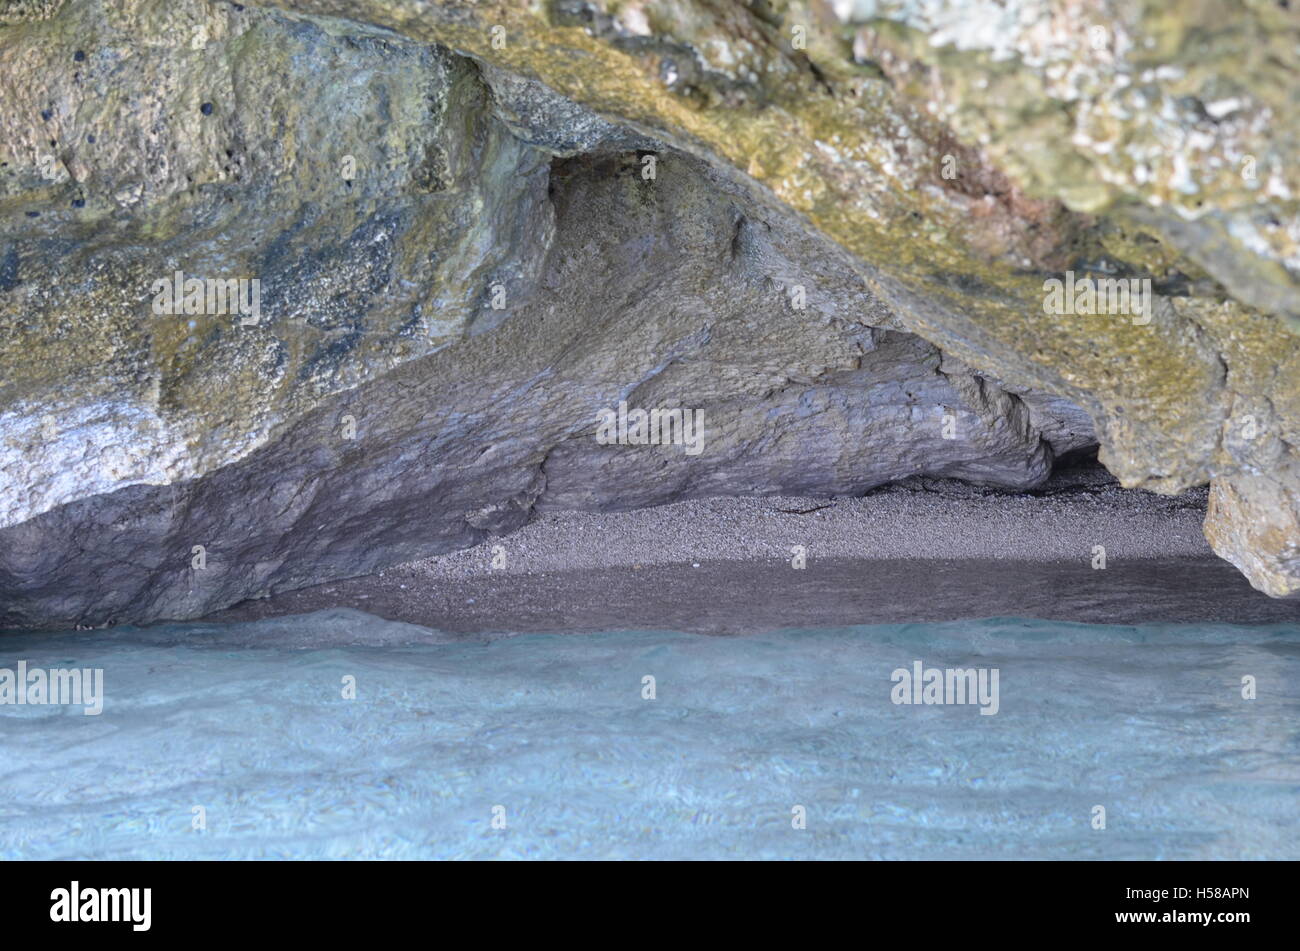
[208,471,1300,635]
[210,556,1300,637]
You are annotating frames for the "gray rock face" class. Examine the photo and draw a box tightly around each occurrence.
[218,0,1300,602]
[0,138,1091,628]
[5,5,1300,629]
[0,0,547,528]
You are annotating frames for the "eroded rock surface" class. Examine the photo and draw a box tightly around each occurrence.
[0,141,1090,627]
[0,0,548,527]
[0,0,1296,625]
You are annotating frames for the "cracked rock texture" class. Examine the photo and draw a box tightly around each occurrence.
[0,0,1296,625]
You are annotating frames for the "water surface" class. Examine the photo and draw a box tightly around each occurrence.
[2,611,1296,859]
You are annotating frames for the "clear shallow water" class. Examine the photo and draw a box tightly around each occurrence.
[1,611,1297,860]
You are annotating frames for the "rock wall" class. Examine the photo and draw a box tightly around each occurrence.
[0,0,1296,626]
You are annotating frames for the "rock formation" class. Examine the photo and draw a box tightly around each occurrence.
[0,0,1296,627]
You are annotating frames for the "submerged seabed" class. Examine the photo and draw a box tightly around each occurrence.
[1,612,1297,860]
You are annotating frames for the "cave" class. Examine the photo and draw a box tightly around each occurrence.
[0,0,1296,878]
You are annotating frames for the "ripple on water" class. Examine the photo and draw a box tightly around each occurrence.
[0,614,1296,859]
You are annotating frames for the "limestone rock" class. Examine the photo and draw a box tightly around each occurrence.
[2,0,1299,625]
[0,143,1087,628]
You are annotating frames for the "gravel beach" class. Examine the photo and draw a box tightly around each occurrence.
[206,466,1300,635]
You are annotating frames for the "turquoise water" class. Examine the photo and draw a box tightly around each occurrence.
[1,612,1297,859]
